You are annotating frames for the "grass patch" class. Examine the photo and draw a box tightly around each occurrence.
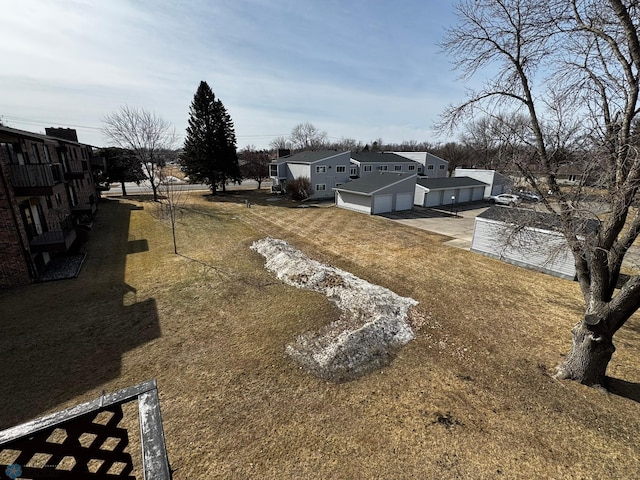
[1,190,640,479]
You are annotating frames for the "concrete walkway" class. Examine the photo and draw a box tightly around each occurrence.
[383,205,490,250]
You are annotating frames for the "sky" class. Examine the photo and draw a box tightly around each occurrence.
[0,0,473,149]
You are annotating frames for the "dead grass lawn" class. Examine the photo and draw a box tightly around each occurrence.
[1,189,640,479]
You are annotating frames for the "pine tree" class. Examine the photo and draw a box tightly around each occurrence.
[181,81,239,195]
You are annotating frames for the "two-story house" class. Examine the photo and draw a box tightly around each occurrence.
[0,126,99,287]
[392,152,448,177]
[350,152,424,177]
[269,150,352,199]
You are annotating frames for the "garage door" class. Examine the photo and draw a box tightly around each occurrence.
[458,188,471,203]
[395,192,413,211]
[425,190,441,207]
[472,187,484,201]
[373,194,393,214]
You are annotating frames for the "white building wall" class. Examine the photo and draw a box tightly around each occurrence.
[471,217,576,279]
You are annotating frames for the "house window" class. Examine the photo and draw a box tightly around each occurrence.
[427,165,434,170]
[315,184,326,191]
[315,165,326,173]
[336,165,346,173]
[350,167,357,175]
[377,165,388,171]
[408,165,416,171]
[269,164,278,176]
[439,165,445,170]
[364,165,372,172]
[394,165,402,171]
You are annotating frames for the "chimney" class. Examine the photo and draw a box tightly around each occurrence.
[45,127,79,142]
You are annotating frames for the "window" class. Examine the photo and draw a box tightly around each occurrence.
[377,165,388,171]
[364,165,372,172]
[350,167,357,175]
[439,165,445,170]
[315,184,326,191]
[408,165,416,171]
[427,165,434,170]
[31,144,41,163]
[269,164,278,176]
[394,165,402,171]
[336,165,346,173]
[315,165,326,173]
[42,145,51,163]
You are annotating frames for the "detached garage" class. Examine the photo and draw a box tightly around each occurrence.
[334,172,417,215]
[471,207,599,280]
[414,177,487,207]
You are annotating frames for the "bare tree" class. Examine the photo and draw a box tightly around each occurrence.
[289,123,328,151]
[269,136,291,151]
[239,146,271,189]
[103,106,177,201]
[441,0,640,386]
[158,175,185,254]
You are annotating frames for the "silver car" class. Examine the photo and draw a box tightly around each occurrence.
[488,194,522,206]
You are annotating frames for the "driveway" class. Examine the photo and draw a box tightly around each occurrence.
[383,204,490,250]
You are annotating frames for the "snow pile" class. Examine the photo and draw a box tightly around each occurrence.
[251,237,418,382]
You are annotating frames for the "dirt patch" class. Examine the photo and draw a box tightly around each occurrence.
[251,237,418,381]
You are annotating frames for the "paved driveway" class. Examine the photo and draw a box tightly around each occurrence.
[383,203,490,250]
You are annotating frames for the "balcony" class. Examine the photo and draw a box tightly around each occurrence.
[8,164,64,196]
[71,194,97,217]
[29,216,77,253]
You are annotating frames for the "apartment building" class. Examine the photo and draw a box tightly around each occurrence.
[0,126,101,287]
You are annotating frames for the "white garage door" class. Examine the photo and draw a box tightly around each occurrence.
[395,192,413,211]
[458,188,471,203]
[373,194,393,214]
[472,187,484,201]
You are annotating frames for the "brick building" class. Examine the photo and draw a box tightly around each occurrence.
[0,126,102,288]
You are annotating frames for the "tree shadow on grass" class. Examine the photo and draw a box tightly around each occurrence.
[0,198,161,429]
[606,377,640,404]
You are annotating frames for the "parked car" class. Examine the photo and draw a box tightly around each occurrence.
[488,194,522,206]
[515,190,542,202]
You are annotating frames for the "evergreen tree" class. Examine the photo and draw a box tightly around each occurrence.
[98,147,146,196]
[181,81,240,195]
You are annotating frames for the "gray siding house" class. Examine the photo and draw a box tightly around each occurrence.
[334,172,417,215]
[269,150,352,199]
[471,207,598,280]
[414,177,487,207]
[350,152,423,178]
[393,152,448,178]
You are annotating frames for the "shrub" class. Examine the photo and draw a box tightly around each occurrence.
[287,176,313,201]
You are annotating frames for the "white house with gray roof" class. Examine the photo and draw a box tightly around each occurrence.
[454,168,512,198]
[269,150,352,199]
[414,177,487,207]
[333,172,417,215]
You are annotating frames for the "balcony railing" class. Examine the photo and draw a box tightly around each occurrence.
[8,164,64,196]
[29,216,77,253]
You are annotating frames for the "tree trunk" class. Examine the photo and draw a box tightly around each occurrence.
[554,321,615,386]
[121,183,127,196]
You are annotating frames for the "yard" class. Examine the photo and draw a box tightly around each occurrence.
[1,189,639,479]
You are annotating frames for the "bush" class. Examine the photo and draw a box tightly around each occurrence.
[287,176,313,201]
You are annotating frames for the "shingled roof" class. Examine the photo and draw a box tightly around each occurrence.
[333,172,416,195]
[417,176,487,189]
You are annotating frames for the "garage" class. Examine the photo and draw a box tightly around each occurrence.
[334,172,417,216]
[414,177,489,208]
[471,207,600,279]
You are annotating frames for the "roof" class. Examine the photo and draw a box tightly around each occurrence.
[277,150,347,164]
[351,152,419,164]
[0,125,90,146]
[417,176,487,189]
[333,172,416,195]
[477,206,600,234]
